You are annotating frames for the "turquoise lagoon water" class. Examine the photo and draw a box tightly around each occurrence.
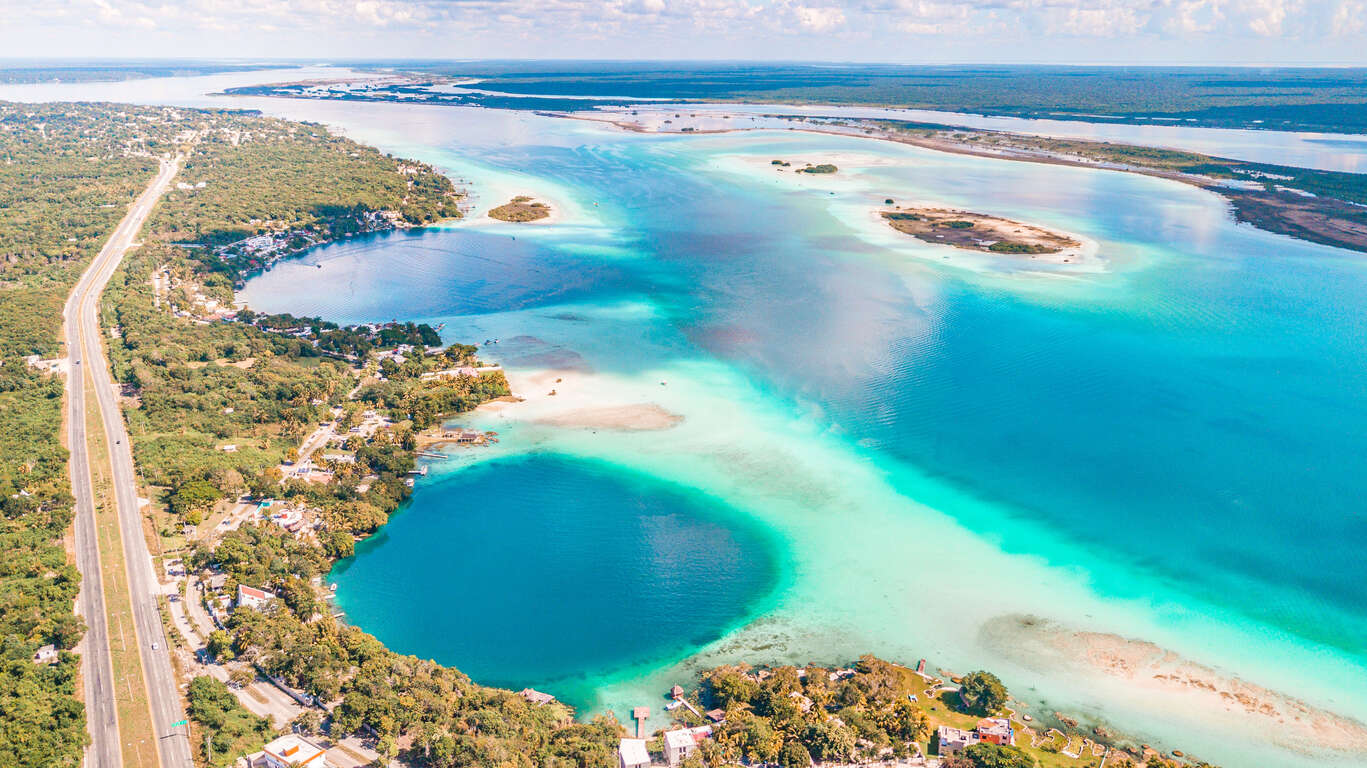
[7,73,1364,766]
[235,106,1367,768]
[328,454,781,705]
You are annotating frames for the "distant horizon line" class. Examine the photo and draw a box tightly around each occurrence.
[2,57,1367,70]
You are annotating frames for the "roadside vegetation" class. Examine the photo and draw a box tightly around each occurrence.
[186,675,274,767]
[107,106,611,767]
[0,100,217,768]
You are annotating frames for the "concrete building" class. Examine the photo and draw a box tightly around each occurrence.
[618,738,650,768]
[937,725,980,756]
[976,717,1016,746]
[662,729,697,766]
[236,584,277,611]
[519,688,556,706]
[250,734,332,767]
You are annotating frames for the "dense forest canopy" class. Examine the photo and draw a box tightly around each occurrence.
[388,63,1367,132]
[0,100,215,768]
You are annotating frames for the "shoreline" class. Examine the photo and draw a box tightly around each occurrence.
[720,150,1107,274]
[226,101,1367,768]
[558,110,1367,255]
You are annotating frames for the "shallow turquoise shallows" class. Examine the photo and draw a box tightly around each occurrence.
[9,67,1367,767]
[220,100,1367,768]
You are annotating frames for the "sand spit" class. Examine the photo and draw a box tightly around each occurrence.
[475,365,683,433]
[980,614,1367,755]
[535,403,684,431]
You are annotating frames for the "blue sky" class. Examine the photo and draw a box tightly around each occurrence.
[3,0,1364,64]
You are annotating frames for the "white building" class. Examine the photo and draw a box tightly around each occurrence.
[32,645,58,664]
[250,734,333,768]
[662,729,699,766]
[937,725,980,756]
[619,738,650,768]
[236,584,277,611]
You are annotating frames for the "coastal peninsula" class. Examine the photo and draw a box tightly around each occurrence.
[573,108,1367,256]
[80,105,618,767]
[489,195,552,222]
[880,206,1082,259]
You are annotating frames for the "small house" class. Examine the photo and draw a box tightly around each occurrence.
[618,738,650,768]
[236,584,277,611]
[937,725,980,756]
[251,733,332,767]
[32,645,58,665]
[519,688,556,706]
[976,717,1015,746]
[669,684,685,700]
[662,730,697,767]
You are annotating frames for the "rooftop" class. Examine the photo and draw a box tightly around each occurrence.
[619,738,650,765]
[261,733,328,766]
[663,730,697,750]
[519,688,556,706]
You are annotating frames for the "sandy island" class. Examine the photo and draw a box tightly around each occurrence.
[535,403,684,431]
[488,195,553,223]
[477,367,684,432]
[981,614,1367,756]
[881,205,1085,264]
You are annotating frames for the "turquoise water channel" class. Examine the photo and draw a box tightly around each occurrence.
[7,73,1363,767]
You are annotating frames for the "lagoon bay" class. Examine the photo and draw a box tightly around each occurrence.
[8,72,1367,768]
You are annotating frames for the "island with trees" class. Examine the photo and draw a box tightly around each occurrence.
[880,206,1082,260]
[488,195,552,222]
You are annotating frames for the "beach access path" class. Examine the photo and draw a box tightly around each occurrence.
[65,155,194,768]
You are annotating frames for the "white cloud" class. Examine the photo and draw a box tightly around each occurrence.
[0,0,1362,59]
[793,5,846,31]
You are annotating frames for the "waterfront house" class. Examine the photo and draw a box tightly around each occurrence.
[519,688,556,706]
[669,684,685,699]
[662,730,698,766]
[618,738,651,768]
[937,726,980,756]
[236,584,277,611]
[976,718,1015,746]
[250,734,332,768]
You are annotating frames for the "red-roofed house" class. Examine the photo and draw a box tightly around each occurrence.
[236,584,276,611]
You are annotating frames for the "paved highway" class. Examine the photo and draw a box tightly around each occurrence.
[65,156,193,768]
